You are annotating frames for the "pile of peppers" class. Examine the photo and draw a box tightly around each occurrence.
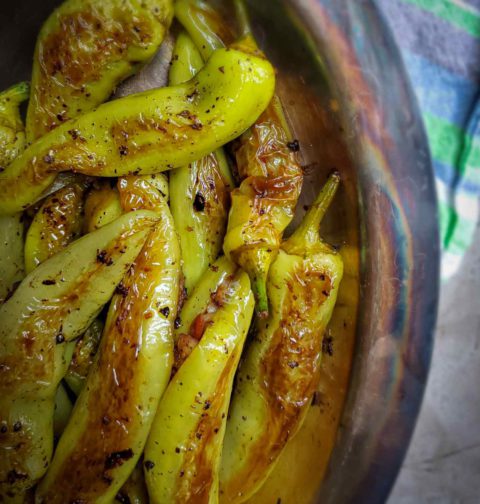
[0,1,344,503]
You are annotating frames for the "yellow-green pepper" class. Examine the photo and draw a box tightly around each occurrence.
[176,0,303,317]
[0,210,158,502]
[0,47,275,216]
[26,0,174,141]
[116,462,149,504]
[169,31,234,293]
[219,174,344,503]
[24,181,86,273]
[53,383,74,439]
[175,0,235,61]
[84,181,124,233]
[144,257,254,504]
[0,82,30,304]
[64,318,104,395]
[37,183,181,503]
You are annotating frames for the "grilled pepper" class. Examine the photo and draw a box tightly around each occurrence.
[24,182,86,273]
[144,258,254,504]
[64,318,104,395]
[0,210,157,502]
[116,463,149,504]
[84,181,124,233]
[0,82,30,304]
[169,31,234,292]
[37,183,181,503]
[174,0,235,61]
[219,174,344,503]
[177,0,303,317]
[26,0,174,141]
[0,48,275,216]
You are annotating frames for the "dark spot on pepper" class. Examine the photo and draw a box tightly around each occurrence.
[104,449,134,470]
[175,447,180,453]
[159,306,170,318]
[68,129,79,139]
[193,193,205,212]
[322,335,334,356]
[42,279,56,285]
[7,470,28,484]
[218,66,225,73]
[119,145,128,157]
[13,421,22,432]
[97,249,113,265]
[203,400,211,411]
[115,283,129,297]
[174,317,181,329]
[144,460,155,471]
[102,415,111,425]
[43,152,55,164]
[287,139,300,152]
[102,473,113,485]
[288,361,299,369]
[56,333,65,344]
[0,425,7,434]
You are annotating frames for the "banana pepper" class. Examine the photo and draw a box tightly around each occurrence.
[144,257,254,504]
[26,0,174,141]
[169,31,234,293]
[0,48,275,216]
[176,0,304,317]
[0,211,157,502]
[24,181,86,273]
[37,180,181,503]
[0,82,30,304]
[219,174,344,503]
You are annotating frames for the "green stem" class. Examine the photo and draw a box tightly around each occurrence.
[287,172,340,249]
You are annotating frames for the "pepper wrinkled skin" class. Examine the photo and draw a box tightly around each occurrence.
[144,258,254,504]
[64,318,104,395]
[24,182,86,273]
[0,83,30,303]
[37,184,181,503]
[0,48,275,216]
[219,174,344,503]
[169,32,234,292]
[177,0,303,317]
[0,210,158,502]
[26,0,174,141]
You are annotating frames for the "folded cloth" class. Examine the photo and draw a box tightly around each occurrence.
[376,0,480,280]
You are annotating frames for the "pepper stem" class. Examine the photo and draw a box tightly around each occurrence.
[234,0,253,38]
[286,172,341,250]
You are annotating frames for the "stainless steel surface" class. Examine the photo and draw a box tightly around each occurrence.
[389,222,480,504]
[0,1,440,503]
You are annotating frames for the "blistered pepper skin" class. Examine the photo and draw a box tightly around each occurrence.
[144,260,254,504]
[25,182,86,273]
[177,0,303,316]
[0,83,30,304]
[219,175,344,503]
[169,32,233,292]
[37,186,181,503]
[26,0,174,141]
[0,48,275,216]
[0,211,158,502]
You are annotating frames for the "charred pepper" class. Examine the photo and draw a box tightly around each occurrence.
[219,174,344,503]
[0,211,158,502]
[0,48,275,215]
[26,0,174,141]
[176,0,304,317]
[0,82,29,303]
[24,182,86,273]
[37,181,181,503]
[169,31,234,292]
[144,257,254,504]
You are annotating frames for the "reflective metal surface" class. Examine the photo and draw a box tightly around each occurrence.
[0,0,439,502]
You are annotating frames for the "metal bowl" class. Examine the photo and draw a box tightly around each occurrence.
[0,0,439,502]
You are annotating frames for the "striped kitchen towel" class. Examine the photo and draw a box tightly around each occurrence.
[377,0,480,280]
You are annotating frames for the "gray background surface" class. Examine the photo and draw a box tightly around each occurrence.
[389,224,480,503]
